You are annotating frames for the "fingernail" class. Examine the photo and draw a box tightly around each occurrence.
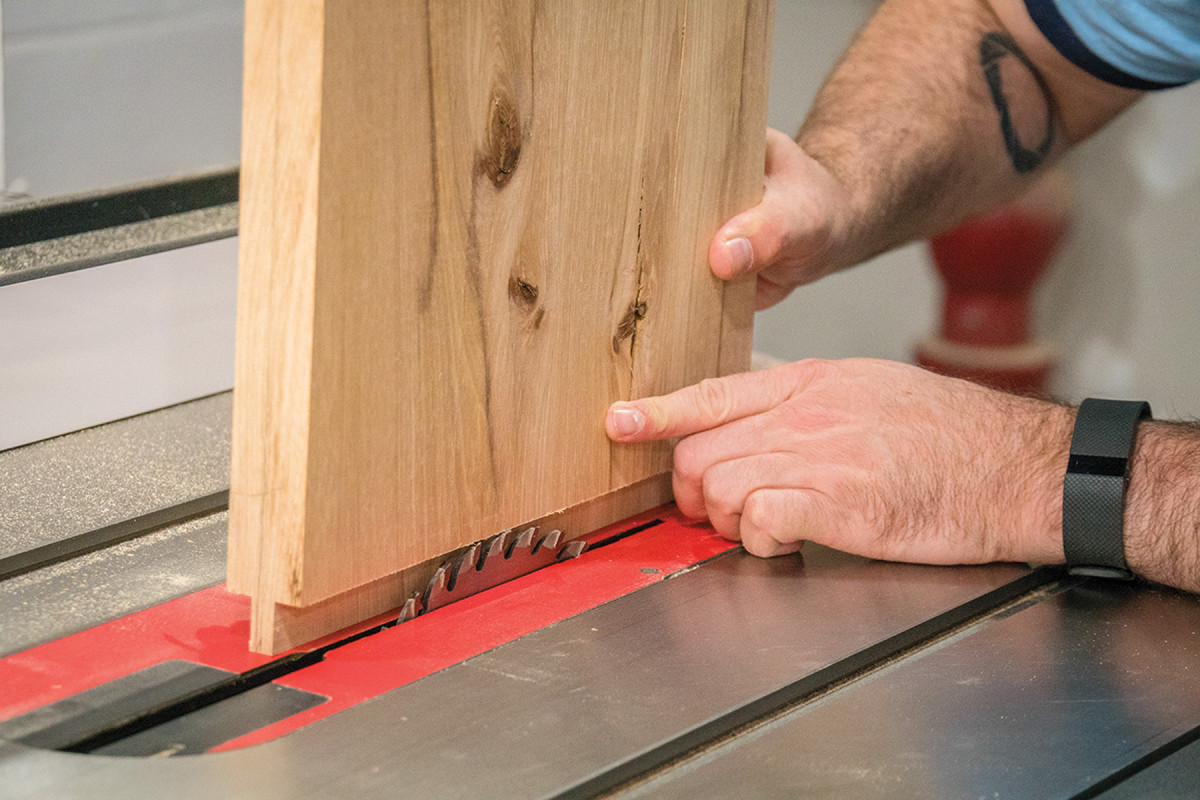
[609,406,645,438]
[724,237,753,275]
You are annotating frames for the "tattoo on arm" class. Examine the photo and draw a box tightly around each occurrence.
[979,32,1056,174]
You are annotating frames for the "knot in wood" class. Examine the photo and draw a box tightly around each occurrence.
[612,300,648,352]
[482,88,522,188]
[508,275,539,310]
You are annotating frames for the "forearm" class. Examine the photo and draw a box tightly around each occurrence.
[1015,411,1200,593]
[1124,420,1200,592]
[797,0,1139,271]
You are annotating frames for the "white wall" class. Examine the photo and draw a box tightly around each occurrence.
[2,0,242,198]
[1,0,1198,450]
[1040,89,1200,417]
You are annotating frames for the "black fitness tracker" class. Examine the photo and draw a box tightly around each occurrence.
[1062,398,1152,580]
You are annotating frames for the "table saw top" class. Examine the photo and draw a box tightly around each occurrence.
[3,393,1200,799]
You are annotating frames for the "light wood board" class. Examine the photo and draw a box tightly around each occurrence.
[230,0,773,653]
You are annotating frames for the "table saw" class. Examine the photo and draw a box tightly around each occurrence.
[3,173,1200,800]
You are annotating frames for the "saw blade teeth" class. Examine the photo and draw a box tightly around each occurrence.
[559,540,587,560]
[417,524,585,615]
[398,594,422,623]
[508,526,536,557]
[447,544,481,591]
[478,532,508,571]
[534,529,562,554]
[422,562,450,607]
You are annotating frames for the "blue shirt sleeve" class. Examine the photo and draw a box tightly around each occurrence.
[1024,0,1200,89]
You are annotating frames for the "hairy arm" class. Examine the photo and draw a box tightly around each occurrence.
[715,0,1144,306]
[1124,421,1200,592]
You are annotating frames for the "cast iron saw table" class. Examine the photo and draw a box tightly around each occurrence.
[4,391,1200,799]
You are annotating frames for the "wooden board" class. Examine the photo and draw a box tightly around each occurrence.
[230,0,772,653]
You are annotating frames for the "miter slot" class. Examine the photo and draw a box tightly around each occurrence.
[91,683,326,758]
[0,661,233,750]
[546,568,1060,799]
[0,490,229,584]
[1092,726,1200,799]
[0,659,325,756]
[56,654,322,754]
[621,579,1200,799]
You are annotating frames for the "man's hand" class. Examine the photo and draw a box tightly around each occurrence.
[607,359,1072,567]
[708,129,858,310]
[711,0,1143,312]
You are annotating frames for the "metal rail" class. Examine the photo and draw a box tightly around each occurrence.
[0,169,238,286]
[0,490,228,583]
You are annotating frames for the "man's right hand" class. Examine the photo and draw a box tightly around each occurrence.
[708,128,858,310]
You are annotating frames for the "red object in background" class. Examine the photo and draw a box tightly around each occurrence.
[914,171,1070,395]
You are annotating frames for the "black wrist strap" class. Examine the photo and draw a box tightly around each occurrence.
[1062,398,1152,580]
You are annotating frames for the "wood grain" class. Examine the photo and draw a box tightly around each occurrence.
[231,0,772,653]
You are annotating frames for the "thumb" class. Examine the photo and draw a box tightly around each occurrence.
[708,129,801,281]
[708,203,789,282]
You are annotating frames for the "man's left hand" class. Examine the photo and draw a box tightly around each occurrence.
[605,359,1071,567]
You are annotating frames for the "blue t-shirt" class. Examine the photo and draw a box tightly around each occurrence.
[1025,0,1200,88]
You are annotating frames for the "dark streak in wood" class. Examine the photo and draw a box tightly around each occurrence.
[419,1,439,313]
[467,172,499,487]
[620,187,649,360]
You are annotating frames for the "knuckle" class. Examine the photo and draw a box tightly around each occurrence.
[789,357,831,384]
[741,537,770,558]
[754,215,786,261]
[672,439,705,484]
[671,475,707,520]
[693,377,736,424]
[634,399,667,437]
[739,520,780,559]
[701,479,738,521]
[740,491,777,536]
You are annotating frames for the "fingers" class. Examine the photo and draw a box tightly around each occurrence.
[677,451,814,559]
[709,128,857,312]
[740,489,813,558]
[697,463,813,559]
[684,451,799,533]
[606,365,809,443]
[709,233,756,281]
[605,360,842,562]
